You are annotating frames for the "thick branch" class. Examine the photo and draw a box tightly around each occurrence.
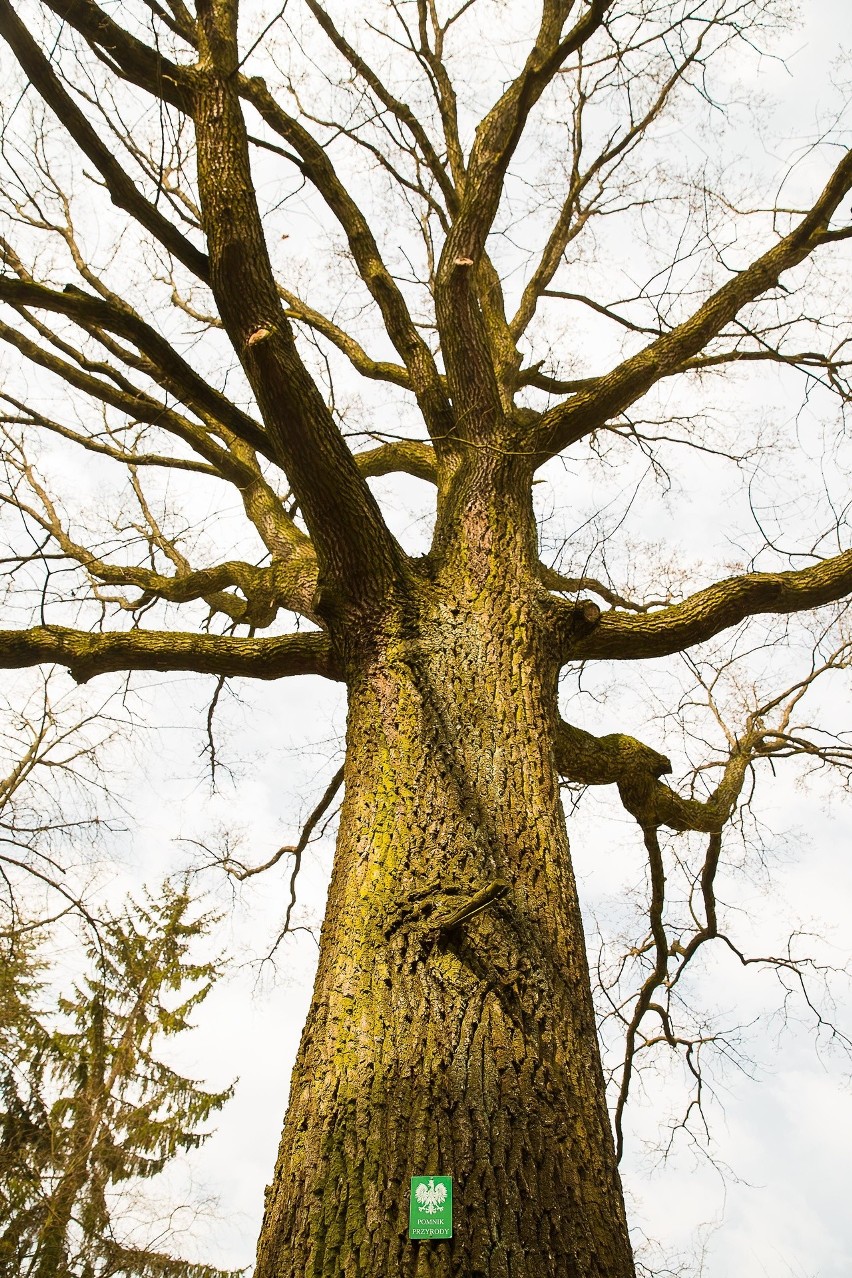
[0,627,339,684]
[354,440,438,485]
[566,550,852,662]
[0,0,207,280]
[40,0,191,110]
[435,0,612,435]
[555,720,752,834]
[535,148,852,457]
[239,74,455,448]
[191,2,404,599]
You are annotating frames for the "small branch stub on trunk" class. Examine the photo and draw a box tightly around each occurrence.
[409,1176,453,1240]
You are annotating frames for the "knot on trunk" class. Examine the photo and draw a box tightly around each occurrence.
[383,879,511,943]
[547,596,602,654]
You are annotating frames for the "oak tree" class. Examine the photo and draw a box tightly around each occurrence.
[1,1,851,1274]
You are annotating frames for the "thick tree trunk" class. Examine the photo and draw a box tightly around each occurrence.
[255,555,635,1277]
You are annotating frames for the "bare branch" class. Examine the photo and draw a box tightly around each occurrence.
[40,0,191,110]
[278,286,413,391]
[511,25,708,342]
[0,395,217,478]
[0,0,207,279]
[222,763,344,890]
[535,148,852,458]
[555,718,752,834]
[304,0,457,212]
[567,550,852,662]
[193,2,406,598]
[354,439,438,485]
[0,626,339,684]
[436,0,614,436]
[238,74,455,448]
[539,562,671,613]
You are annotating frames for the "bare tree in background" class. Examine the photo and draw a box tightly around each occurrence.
[0,674,124,926]
[1,1,851,1273]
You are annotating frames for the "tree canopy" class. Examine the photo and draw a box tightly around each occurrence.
[1,1,851,1273]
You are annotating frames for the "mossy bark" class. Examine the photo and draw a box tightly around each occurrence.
[255,517,635,1278]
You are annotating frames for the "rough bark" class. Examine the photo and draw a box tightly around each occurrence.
[255,502,634,1278]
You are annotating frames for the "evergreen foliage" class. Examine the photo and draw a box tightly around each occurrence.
[0,884,240,1278]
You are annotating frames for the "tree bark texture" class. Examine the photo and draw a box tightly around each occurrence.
[255,529,635,1278]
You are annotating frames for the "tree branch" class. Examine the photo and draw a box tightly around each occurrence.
[0,627,339,684]
[435,0,613,436]
[511,27,706,343]
[0,277,269,458]
[3,453,297,626]
[566,550,852,662]
[238,74,455,449]
[354,439,438,485]
[221,763,345,910]
[0,0,208,280]
[0,315,240,471]
[555,719,752,833]
[539,563,671,613]
[278,287,413,391]
[40,0,191,110]
[535,147,852,458]
[304,0,457,213]
[0,395,217,477]
[192,2,406,600]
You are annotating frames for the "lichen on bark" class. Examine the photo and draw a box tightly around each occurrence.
[255,535,635,1276]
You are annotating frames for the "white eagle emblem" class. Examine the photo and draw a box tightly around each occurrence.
[415,1178,447,1214]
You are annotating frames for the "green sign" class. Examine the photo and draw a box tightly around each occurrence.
[409,1175,452,1239]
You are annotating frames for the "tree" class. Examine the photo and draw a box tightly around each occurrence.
[0,882,239,1278]
[0,672,126,926]
[0,1,851,1274]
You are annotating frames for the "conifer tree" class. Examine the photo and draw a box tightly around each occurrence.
[0,926,52,1274]
[0,884,239,1278]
